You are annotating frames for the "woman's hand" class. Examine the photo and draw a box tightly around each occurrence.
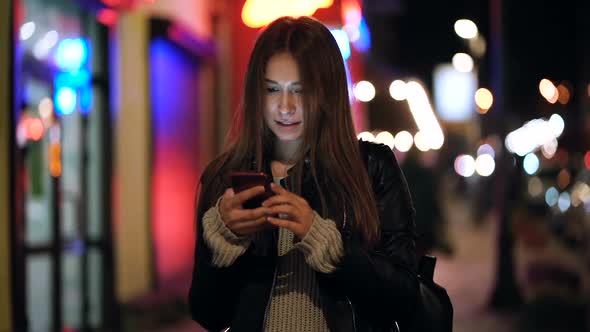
[262,183,315,239]
[219,186,270,236]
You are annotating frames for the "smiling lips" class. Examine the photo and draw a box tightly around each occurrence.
[275,120,301,128]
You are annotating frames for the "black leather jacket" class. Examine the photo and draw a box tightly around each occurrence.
[189,141,419,332]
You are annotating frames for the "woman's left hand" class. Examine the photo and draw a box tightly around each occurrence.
[262,183,315,239]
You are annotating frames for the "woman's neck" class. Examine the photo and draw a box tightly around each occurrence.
[274,139,301,164]
[271,139,301,177]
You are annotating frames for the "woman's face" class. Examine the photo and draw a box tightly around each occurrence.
[264,52,304,141]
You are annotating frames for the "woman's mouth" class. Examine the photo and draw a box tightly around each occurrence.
[275,120,301,128]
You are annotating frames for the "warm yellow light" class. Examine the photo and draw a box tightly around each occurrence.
[539,78,558,104]
[353,80,376,102]
[375,131,395,149]
[454,19,478,39]
[241,0,334,28]
[414,131,430,152]
[475,88,493,113]
[394,131,414,152]
[357,131,375,142]
[389,80,406,101]
[49,143,62,177]
[556,84,570,104]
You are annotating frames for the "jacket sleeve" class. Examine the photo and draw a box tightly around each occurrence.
[318,142,419,325]
[188,177,249,331]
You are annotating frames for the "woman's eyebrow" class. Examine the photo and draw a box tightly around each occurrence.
[264,78,301,85]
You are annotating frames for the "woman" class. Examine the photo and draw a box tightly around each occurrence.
[189,16,418,332]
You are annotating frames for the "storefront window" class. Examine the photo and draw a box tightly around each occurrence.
[16,0,112,330]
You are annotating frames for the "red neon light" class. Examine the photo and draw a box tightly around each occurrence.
[341,0,361,26]
[26,118,44,141]
[241,0,334,28]
[97,9,118,26]
[101,0,122,6]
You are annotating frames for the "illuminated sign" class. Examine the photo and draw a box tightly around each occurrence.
[241,0,334,28]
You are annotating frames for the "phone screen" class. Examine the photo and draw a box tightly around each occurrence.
[230,172,274,209]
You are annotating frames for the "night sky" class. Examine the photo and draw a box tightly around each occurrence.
[362,0,588,152]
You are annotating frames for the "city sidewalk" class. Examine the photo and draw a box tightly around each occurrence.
[434,188,520,332]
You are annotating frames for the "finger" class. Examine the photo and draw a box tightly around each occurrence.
[261,194,294,207]
[232,186,266,207]
[219,188,234,208]
[267,216,298,233]
[232,217,268,235]
[233,206,269,222]
[266,205,300,221]
[268,183,308,206]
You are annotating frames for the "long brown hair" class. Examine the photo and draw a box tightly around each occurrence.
[198,16,380,248]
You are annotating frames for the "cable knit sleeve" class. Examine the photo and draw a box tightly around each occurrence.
[201,198,252,267]
[294,212,343,273]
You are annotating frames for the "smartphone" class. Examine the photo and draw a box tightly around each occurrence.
[230,171,274,209]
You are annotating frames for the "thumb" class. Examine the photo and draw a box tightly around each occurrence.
[224,188,235,197]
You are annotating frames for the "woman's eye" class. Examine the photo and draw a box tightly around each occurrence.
[291,87,303,94]
[266,86,279,93]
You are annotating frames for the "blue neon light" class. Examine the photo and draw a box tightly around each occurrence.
[55,68,91,88]
[330,29,351,60]
[80,86,92,114]
[55,87,77,115]
[56,38,89,70]
[354,16,371,52]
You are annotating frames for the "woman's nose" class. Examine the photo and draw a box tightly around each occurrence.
[278,92,296,115]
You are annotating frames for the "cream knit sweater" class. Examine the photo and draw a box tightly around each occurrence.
[202,196,344,331]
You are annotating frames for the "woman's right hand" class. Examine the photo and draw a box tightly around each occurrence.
[219,186,270,236]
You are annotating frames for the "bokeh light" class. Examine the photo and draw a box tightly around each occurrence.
[475,88,493,113]
[33,30,59,59]
[394,131,413,152]
[357,131,375,142]
[528,177,543,197]
[414,131,430,152]
[556,83,570,104]
[55,87,77,115]
[541,138,558,159]
[475,154,495,176]
[545,187,559,207]
[523,153,540,175]
[389,80,407,101]
[56,38,89,70]
[571,182,590,207]
[452,53,474,72]
[20,21,35,41]
[375,131,395,149]
[26,118,44,141]
[548,113,565,137]
[477,143,495,158]
[557,192,571,212]
[353,80,375,102]
[454,154,476,177]
[557,169,571,190]
[539,78,558,103]
[454,19,478,39]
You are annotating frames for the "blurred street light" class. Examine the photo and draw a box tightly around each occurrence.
[389,79,407,101]
[20,21,35,41]
[454,19,478,39]
[353,80,375,102]
[475,88,493,113]
[452,53,474,72]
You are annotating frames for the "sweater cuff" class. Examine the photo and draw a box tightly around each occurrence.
[201,200,251,267]
[294,212,343,273]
